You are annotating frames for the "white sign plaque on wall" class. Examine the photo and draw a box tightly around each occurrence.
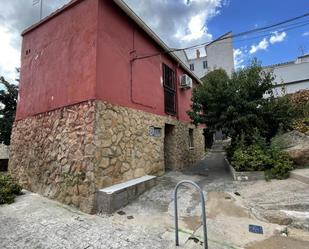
[149,126,162,137]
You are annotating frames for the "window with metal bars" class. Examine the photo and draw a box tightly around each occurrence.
[163,64,176,115]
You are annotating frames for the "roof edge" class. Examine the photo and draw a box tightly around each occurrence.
[22,0,83,36]
[113,0,201,83]
[206,31,233,47]
[298,53,309,59]
[21,0,201,83]
[263,61,295,68]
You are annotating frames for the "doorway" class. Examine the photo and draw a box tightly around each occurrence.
[203,128,213,149]
[164,124,175,171]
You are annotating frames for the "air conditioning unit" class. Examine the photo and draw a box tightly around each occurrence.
[180,74,193,88]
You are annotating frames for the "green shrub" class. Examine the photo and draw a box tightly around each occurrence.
[266,146,294,180]
[231,145,272,172]
[230,142,294,180]
[0,173,22,204]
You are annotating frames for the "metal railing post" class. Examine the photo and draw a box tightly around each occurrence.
[174,180,208,249]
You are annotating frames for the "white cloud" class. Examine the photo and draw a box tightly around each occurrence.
[0,0,69,82]
[0,26,20,81]
[249,31,287,55]
[125,0,225,48]
[303,31,309,36]
[233,48,245,69]
[269,31,286,44]
[180,13,209,42]
[0,0,226,81]
[249,38,269,54]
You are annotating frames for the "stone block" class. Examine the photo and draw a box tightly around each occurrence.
[96,175,157,213]
[225,158,265,181]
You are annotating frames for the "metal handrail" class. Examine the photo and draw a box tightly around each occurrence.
[174,180,208,249]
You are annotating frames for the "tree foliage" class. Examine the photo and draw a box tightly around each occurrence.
[188,60,295,144]
[0,76,19,145]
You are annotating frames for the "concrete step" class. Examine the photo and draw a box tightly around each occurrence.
[209,149,225,153]
[290,169,309,185]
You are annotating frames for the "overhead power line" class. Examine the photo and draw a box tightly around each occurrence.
[132,12,309,61]
[189,20,309,49]
[225,12,309,40]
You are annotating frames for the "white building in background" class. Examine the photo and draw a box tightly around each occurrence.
[175,32,235,78]
[264,54,309,96]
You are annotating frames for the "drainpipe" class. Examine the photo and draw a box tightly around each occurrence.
[129,29,154,109]
[175,64,180,120]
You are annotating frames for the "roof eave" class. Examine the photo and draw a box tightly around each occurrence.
[21,0,201,83]
[22,0,82,36]
[113,0,202,83]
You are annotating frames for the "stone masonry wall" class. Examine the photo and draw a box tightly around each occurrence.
[9,101,97,213]
[94,101,165,189]
[93,101,205,190]
[9,100,205,213]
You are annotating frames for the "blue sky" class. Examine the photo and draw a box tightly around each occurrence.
[0,0,308,81]
[207,0,309,67]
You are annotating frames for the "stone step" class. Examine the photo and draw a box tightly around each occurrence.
[209,149,225,153]
[96,175,157,213]
[290,169,309,185]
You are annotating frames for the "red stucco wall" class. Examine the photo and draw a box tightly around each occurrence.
[96,0,196,123]
[16,0,98,120]
[17,0,196,123]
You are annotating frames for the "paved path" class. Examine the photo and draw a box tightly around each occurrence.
[1,141,309,249]
[0,192,173,249]
[183,141,234,194]
[184,141,231,180]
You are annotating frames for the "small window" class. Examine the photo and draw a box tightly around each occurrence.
[189,129,194,148]
[203,61,208,69]
[189,63,194,71]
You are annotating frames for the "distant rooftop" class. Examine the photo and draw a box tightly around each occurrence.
[264,54,309,68]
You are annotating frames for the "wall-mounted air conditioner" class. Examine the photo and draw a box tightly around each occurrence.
[179,74,193,89]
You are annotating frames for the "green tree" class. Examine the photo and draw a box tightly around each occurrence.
[188,60,295,144]
[0,76,19,145]
[190,69,230,130]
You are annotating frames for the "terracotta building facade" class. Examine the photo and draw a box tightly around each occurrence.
[9,0,205,213]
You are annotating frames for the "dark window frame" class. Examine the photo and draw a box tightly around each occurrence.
[163,64,176,116]
[203,61,208,69]
[190,63,194,71]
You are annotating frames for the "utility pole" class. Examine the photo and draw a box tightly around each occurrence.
[40,0,43,20]
[33,0,43,21]
[298,45,306,56]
